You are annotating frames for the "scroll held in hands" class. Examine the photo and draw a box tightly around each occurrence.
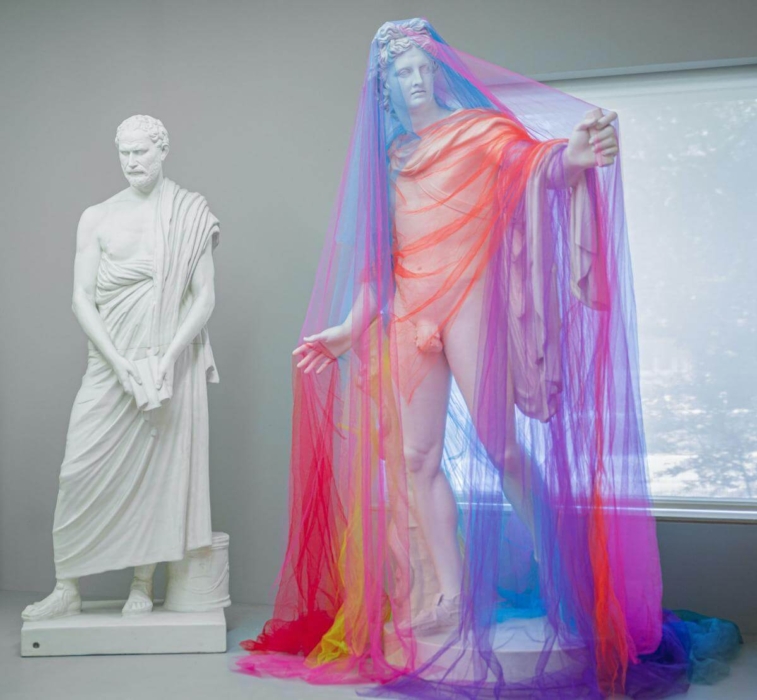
[129,355,174,411]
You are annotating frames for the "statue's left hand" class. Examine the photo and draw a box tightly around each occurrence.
[566,109,619,169]
[156,351,176,390]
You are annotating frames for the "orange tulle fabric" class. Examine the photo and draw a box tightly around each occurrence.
[390,109,564,399]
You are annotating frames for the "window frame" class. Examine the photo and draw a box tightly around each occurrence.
[545,60,757,521]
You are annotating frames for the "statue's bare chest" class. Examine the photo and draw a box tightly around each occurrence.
[99,203,156,262]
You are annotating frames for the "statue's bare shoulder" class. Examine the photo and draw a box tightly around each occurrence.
[77,188,131,250]
[84,187,132,219]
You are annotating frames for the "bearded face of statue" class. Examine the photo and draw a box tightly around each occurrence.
[117,129,167,193]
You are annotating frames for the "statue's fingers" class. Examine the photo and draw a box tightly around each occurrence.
[296,349,318,369]
[596,110,618,128]
[126,363,142,384]
[307,351,332,374]
[597,151,617,167]
[594,130,618,146]
[297,350,315,369]
[592,139,618,153]
[315,356,334,375]
[314,340,336,360]
[578,107,604,131]
[302,353,322,374]
[584,108,603,121]
[589,128,614,146]
[576,116,599,132]
[593,125,617,142]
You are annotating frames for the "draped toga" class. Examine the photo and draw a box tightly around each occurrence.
[53,178,219,579]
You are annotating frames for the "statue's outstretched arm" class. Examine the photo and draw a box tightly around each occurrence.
[293,280,378,375]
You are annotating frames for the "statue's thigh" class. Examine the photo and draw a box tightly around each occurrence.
[443,295,517,454]
[393,322,451,467]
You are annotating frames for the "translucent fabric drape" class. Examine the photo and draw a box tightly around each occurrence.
[238,18,740,699]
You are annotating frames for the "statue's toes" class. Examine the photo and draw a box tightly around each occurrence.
[22,590,81,621]
[21,603,41,621]
[122,597,153,617]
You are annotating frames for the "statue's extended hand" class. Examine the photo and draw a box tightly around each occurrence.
[566,108,619,169]
[293,324,352,375]
[112,356,140,396]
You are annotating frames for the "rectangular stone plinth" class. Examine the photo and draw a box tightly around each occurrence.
[21,600,227,657]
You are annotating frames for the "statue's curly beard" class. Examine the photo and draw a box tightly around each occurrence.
[124,158,162,192]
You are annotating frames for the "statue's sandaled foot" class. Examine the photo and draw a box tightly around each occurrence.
[22,583,81,622]
[122,578,153,617]
[411,593,461,637]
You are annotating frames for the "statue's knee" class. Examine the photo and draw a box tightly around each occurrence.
[499,444,524,478]
[404,444,439,480]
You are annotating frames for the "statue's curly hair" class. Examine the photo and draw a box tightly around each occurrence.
[374,18,437,111]
[115,115,169,150]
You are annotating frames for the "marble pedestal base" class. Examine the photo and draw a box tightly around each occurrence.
[21,601,227,657]
[385,616,583,683]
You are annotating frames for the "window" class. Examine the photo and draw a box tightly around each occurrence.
[557,65,757,506]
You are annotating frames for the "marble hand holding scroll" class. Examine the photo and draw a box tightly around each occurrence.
[129,241,215,410]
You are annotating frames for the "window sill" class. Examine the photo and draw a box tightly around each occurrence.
[651,499,757,524]
[446,498,757,524]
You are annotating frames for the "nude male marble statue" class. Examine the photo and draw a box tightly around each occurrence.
[293,31,618,634]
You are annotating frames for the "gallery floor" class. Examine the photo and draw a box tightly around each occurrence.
[2,590,755,700]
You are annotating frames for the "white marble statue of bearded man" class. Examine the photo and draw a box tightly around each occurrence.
[23,115,220,620]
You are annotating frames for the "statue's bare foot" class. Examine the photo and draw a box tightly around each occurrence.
[22,583,81,622]
[122,577,153,616]
[410,593,461,637]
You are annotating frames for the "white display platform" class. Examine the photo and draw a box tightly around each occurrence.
[385,616,584,682]
[21,600,227,657]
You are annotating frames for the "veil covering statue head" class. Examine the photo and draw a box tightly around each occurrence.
[238,17,741,699]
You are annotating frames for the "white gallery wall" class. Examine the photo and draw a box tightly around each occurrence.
[1,0,756,630]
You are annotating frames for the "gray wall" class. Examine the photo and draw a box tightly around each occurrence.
[1,0,756,628]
